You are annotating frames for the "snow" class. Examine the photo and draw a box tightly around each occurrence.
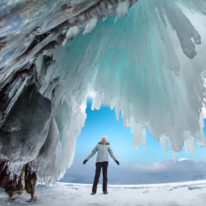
[66,26,80,39]
[83,18,98,35]
[1,180,206,206]
[115,0,130,21]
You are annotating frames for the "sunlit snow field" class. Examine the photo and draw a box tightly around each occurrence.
[1,180,206,206]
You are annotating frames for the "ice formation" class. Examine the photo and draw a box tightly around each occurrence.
[1,0,206,182]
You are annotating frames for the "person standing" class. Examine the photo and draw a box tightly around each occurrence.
[83,136,120,195]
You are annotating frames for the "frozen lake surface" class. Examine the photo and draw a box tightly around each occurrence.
[1,180,206,206]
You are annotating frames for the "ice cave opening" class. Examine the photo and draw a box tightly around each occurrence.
[60,98,206,185]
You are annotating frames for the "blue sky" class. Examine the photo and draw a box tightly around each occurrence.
[60,97,206,184]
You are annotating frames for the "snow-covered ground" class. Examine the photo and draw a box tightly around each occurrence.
[1,180,206,206]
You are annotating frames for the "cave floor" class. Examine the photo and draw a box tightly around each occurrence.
[1,180,206,206]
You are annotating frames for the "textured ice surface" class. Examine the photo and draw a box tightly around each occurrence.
[1,181,206,206]
[1,0,206,181]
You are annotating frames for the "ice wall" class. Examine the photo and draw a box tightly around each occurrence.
[1,0,206,182]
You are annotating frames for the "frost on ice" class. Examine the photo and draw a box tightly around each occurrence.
[0,0,206,181]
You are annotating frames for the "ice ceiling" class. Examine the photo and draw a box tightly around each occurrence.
[1,0,206,182]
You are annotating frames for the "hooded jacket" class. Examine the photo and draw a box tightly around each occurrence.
[86,141,117,162]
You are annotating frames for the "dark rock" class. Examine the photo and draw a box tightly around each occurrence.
[5,173,25,197]
[0,161,25,197]
[0,161,10,188]
[25,164,37,200]
[0,84,51,162]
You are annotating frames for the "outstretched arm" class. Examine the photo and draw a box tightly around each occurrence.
[108,145,117,162]
[108,145,120,165]
[86,144,98,161]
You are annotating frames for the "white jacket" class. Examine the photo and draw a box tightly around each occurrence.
[86,141,117,162]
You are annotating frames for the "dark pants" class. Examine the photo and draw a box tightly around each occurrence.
[92,161,108,193]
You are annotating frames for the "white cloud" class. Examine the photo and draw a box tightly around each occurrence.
[177,158,189,162]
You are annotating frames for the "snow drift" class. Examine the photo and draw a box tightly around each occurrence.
[0,0,206,182]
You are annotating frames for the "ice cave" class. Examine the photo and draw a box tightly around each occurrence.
[1,0,206,191]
